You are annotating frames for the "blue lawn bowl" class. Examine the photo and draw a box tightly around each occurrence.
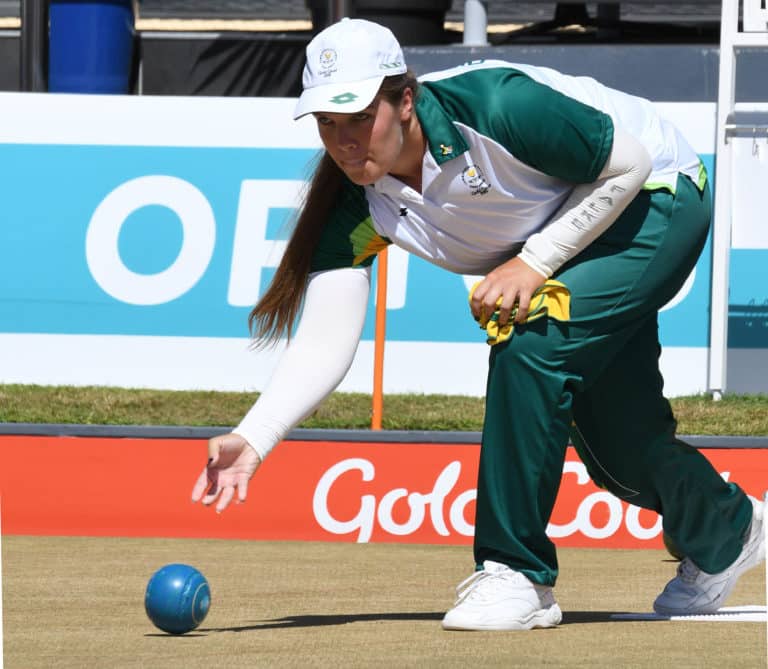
[145,563,211,634]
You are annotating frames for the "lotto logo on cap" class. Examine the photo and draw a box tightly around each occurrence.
[293,18,407,119]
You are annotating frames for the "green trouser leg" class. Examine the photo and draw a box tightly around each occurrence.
[475,317,575,585]
[570,317,751,573]
[473,174,753,585]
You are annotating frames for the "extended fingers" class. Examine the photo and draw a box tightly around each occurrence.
[236,473,250,504]
[201,475,221,507]
[192,432,257,511]
[206,471,250,513]
[191,467,212,503]
[215,485,235,513]
[196,464,221,506]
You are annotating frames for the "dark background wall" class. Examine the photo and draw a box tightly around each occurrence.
[0,29,20,89]
[0,0,764,101]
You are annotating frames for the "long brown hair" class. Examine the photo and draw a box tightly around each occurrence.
[248,71,420,347]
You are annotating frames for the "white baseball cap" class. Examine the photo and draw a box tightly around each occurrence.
[293,18,407,120]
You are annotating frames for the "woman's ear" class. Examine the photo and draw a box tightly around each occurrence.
[400,87,414,121]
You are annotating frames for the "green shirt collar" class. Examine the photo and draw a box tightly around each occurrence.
[415,84,469,165]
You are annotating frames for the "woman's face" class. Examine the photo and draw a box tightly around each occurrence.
[314,90,412,186]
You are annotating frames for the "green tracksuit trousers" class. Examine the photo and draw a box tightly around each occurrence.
[475,173,753,585]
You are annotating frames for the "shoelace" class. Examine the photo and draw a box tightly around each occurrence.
[454,569,516,605]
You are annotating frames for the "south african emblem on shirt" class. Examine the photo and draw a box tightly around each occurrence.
[461,164,491,195]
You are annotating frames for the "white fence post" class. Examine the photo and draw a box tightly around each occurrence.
[708,0,768,398]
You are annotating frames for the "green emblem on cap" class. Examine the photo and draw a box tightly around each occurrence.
[329,92,359,105]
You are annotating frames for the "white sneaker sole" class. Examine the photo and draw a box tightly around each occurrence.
[441,603,563,631]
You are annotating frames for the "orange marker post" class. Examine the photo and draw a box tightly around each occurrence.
[371,247,388,430]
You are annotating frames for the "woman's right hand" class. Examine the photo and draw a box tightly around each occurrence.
[190,433,262,513]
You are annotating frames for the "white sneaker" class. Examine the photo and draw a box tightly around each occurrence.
[441,560,562,631]
[653,494,766,615]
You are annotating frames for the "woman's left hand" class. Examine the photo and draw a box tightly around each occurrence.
[470,257,548,326]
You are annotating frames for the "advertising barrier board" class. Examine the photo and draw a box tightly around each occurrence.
[1,435,766,550]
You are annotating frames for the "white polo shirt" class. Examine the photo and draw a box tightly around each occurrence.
[310,60,704,276]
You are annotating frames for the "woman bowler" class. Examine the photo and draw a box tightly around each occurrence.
[191,19,765,630]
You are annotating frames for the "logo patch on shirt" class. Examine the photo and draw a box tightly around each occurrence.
[461,164,491,196]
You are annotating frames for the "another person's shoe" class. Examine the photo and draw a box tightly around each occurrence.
[441,560,562,631]
[653,494,766,615]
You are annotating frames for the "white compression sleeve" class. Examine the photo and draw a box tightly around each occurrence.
[518,127,653,278]
[233,265,372,461]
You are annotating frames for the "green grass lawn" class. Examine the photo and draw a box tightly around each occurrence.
[1,384,767,435]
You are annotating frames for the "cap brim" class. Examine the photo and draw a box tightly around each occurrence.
[293,75,385,120]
